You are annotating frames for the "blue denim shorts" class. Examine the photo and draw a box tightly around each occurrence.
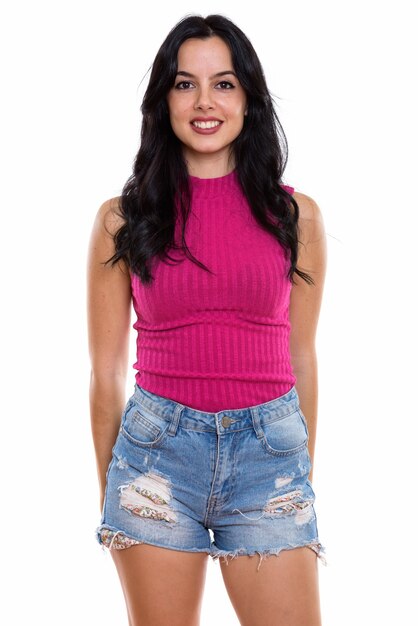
[96,383,327,570]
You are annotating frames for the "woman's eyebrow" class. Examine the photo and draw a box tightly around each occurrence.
[175,70,238,79]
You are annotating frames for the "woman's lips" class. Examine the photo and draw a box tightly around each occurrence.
[190,121,223,135]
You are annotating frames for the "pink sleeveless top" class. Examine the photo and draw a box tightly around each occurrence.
[130,169,296,411]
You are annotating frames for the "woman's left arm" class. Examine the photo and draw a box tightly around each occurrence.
[289,192,327,483]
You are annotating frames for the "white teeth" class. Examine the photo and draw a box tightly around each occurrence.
[192,120,222,129]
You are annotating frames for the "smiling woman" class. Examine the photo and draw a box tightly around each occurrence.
[87,12,327,626]
[166,37,248,170]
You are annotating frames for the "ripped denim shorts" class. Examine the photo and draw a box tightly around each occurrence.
[95,383,327,571]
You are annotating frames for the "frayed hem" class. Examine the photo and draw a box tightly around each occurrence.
[308,541,328,567]
[95,524,214,557]
[210,540,328,572]
[95,525,144,552]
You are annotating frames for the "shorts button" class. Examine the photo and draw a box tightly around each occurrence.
[222,415,232,427]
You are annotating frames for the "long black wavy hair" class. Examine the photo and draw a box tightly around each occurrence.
[104,13,313,286]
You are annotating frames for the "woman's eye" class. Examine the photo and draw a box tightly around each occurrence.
[174,81,193,89]
[217,81,235,89]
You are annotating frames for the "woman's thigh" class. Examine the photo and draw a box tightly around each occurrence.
[219,545,321,626]
[111,543,209,626]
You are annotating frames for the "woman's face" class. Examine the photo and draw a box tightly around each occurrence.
[166,36,248,171]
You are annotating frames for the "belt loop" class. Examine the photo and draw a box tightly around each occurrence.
[250,407,264,439]
[167,403,183,436]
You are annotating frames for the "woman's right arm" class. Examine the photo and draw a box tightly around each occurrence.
[86,198,132,512]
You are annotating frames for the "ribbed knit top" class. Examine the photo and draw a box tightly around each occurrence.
[130,169,296,412]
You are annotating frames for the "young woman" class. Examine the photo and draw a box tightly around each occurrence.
[87,13,327,626]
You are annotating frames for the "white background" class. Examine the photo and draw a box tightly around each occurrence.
[1,1,417,624]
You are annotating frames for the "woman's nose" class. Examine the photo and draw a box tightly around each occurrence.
[194,86,215,110]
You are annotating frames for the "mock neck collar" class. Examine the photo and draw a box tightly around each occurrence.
[188,169,240,200]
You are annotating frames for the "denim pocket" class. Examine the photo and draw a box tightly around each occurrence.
[121,398,171,448]
[260,409,308,456]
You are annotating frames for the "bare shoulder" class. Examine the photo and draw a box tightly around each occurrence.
[97,195,125,237]
[292,191,325,244]
[88,195,129,276]
[292,191,323,222]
